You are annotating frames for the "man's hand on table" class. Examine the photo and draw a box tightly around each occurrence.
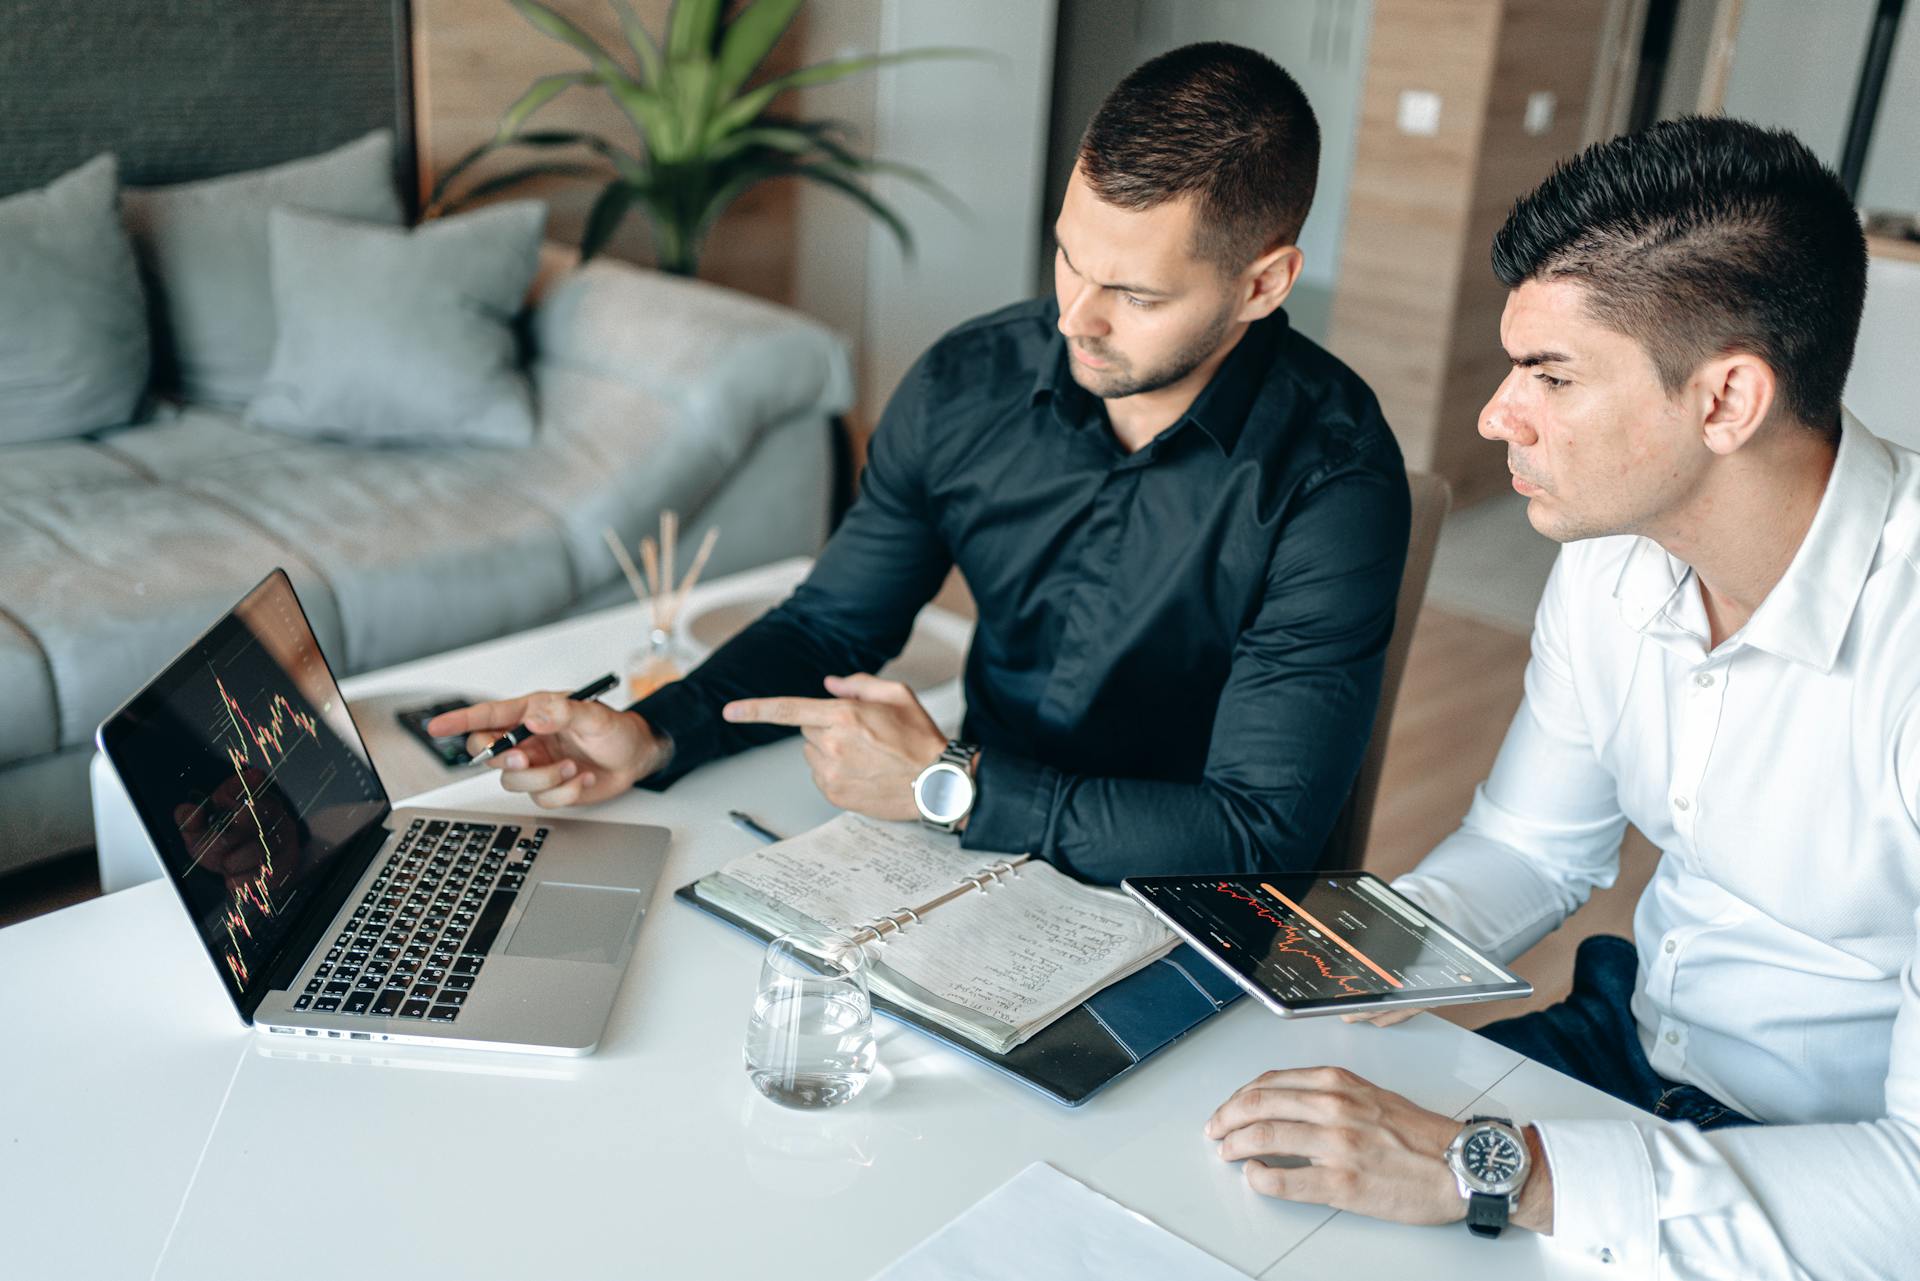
[1205,1066,1555,1234]
[723,674,948,822]
[426,694,670,807]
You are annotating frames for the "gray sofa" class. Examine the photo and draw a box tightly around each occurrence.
[0,257,852,875]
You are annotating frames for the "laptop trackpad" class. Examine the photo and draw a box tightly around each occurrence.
[504,883,643,964]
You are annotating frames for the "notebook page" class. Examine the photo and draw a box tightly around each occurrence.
[874,860,1173,1034]
[711,813,982,932]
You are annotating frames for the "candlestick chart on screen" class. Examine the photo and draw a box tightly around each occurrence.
[178,669,325,988]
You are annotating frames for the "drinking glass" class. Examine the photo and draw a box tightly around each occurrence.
[744,932,878,1109]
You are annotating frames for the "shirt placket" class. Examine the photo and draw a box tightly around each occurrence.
[1648,650,1731,1076]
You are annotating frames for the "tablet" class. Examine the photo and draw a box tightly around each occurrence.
[1122,872,1531,1018]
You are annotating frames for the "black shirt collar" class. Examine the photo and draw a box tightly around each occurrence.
[1029,305,1288,455]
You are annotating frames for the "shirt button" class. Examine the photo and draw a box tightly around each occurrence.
[1673,796,1691,811]
[1665,1030,1680,1045]
[1664,939,1677,955]
[1694,672,1715,688]
[1599,1247,1615,1264]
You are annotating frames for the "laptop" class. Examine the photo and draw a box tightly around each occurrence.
[97,568,669,1056]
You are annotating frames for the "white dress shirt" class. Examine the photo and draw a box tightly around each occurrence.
[1394,415,1920,1279]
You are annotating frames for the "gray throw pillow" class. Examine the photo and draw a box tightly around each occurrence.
[0,155,149,443]
[248,201,548,448]
[122,130,403,406]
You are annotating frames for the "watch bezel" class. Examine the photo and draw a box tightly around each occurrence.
[913,759,974,826]
[1446,1119,1530,1198]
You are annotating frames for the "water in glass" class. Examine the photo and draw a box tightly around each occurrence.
[744,933,877,1109]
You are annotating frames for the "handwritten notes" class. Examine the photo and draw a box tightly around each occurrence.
[703,814,1174,1052]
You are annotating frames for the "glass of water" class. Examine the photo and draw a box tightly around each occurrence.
[744,932,878,1109]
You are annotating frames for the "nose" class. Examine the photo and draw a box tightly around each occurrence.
[1478,373,1536,447]
[1056,276,1108,341]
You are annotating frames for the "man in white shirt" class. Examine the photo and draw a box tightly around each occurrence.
[1204,117,1920,1277]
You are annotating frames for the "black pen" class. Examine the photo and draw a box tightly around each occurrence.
[729,811,784,844]
[471,674,618,765]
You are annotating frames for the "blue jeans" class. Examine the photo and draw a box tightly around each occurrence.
[1476,935,1761,1131]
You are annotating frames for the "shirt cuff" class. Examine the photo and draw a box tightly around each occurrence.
[961,749,1057,857]
[628,681,718,790]
[1532,1119,1660,1275]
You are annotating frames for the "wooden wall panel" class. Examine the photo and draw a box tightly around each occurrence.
[1331,0,1610,508]
[414,0,802,303]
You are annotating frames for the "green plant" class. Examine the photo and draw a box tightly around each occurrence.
[428,0,963,277]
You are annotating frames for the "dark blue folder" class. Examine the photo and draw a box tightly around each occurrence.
[676,881,1244,1106]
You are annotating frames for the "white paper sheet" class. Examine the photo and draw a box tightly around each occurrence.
[870,1162,1251,1281]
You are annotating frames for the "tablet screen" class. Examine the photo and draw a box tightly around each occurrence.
[1124,873,1528,1015]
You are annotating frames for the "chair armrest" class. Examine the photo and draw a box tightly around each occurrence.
[531,257,855,439]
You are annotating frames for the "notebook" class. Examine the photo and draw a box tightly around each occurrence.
[689,814,1177,1054]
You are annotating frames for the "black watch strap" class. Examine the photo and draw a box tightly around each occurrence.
[1467,1190,1509,1238]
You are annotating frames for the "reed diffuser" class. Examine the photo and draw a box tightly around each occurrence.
[603,512,719,700]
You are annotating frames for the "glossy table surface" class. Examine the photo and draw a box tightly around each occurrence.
[15,561,1637,1279]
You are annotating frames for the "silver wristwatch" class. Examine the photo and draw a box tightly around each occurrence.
[1446,1115,1530,1239]
[912,739,977,833]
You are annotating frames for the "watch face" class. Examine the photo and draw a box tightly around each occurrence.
[916,762,972,824]
[1461,1128,1526,1193]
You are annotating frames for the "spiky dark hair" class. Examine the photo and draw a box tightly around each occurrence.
[1492,117,1867,439]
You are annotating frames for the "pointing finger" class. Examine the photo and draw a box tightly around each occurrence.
[723,697,847,728]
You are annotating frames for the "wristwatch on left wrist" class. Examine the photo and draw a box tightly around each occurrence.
[1446,1115,1531,1239]
[912,739,978,833]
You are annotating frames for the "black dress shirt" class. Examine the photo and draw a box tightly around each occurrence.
[634,298,1410,883]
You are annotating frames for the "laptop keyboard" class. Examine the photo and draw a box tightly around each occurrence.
[291,818,548,1024]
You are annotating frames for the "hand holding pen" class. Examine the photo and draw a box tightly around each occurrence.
[425,676,672,809]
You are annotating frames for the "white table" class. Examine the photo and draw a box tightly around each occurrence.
[17,561,1640,1280]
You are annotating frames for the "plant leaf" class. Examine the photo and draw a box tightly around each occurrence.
[581,181,639,261]
[790,162,915,256]
[446,161,609,211]
[667,0,724,63]
[714,0,805,102]
[509,0,635,84]
[427,138,505,213]
[705,47,977,146]
[497,71,597,138]
[511,129,647,183]
[609,0,664,85]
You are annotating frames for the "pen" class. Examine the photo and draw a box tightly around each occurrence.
[471,673,619,765]
[729,811,784,844]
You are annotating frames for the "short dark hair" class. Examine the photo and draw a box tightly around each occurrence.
[1491,117,1867,439]
[1078,42,1320,272]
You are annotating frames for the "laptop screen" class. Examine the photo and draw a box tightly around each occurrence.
[100,569,389,1016]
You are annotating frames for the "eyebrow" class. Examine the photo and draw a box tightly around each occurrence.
[1508,350,1576,368]
[1053,229,1173,298]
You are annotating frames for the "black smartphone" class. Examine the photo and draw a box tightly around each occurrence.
[394,698,479,767]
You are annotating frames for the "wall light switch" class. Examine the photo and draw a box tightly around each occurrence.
[1524,91,1556,136]
[1396,89,1442,136]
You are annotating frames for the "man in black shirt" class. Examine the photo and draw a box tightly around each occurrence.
[432,43,1410,881]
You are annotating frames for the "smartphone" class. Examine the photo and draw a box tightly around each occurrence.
[394,698,479,767]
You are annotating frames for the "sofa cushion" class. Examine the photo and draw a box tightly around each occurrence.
[0,155,149,443]
[167,438,576,672]
[0,437,145,496]
[0,613,58,762]
[249,201,546,448]
[122,130,403,407]
[0,487,345,755]
[532,260,855,441]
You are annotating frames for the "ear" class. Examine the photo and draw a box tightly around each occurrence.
[1696,352,1777,457]
[1236,244,1305,322]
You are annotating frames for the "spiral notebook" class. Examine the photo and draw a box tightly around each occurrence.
[679,814,1246,1105]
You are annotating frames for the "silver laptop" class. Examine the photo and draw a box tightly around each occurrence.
[97,568,668,1056]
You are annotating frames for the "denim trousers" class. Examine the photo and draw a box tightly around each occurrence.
[1476,934,1761,1131]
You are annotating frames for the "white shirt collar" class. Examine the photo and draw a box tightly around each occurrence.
[1612,410,1894,672]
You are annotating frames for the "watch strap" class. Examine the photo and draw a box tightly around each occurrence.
[1467,1191,1508,1238]
[1462,1116,1517,1239]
